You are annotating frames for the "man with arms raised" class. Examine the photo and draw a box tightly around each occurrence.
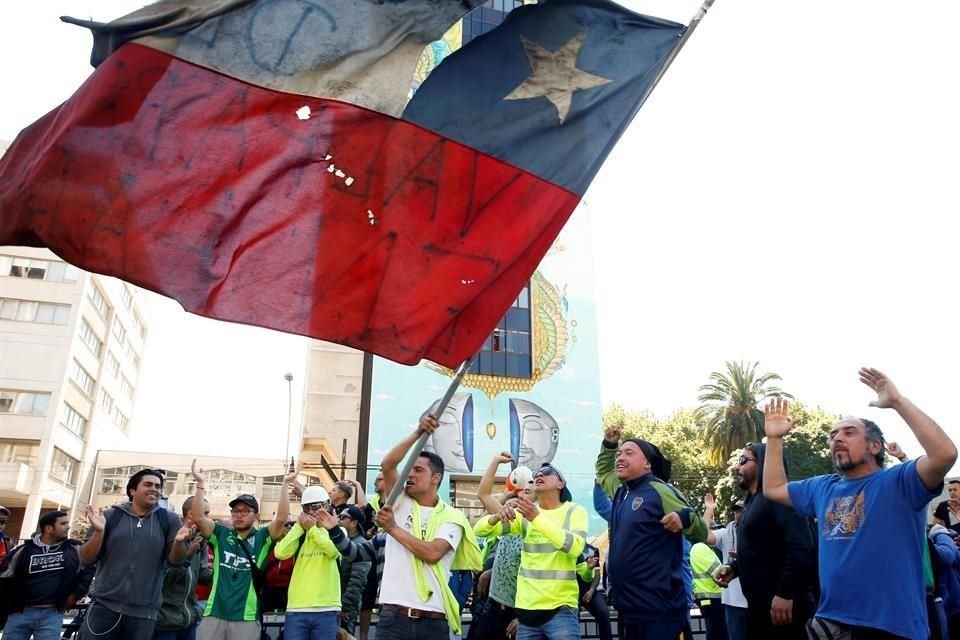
[316,414,481,640]
[190,461,296,640]
[763,368,957,640]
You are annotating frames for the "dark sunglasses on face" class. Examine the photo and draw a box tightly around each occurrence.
[338,514,352,520]
[534,466,557,479]
[738,455,756,466]
[302,503,326,512]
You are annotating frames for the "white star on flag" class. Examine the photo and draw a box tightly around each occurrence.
[504,31,613,124]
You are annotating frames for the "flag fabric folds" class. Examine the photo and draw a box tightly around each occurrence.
[0,0,685,367]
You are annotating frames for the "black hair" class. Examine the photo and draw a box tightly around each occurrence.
[334,481,354,499]
[419,451,445,482]
[859,418,886,467]
[948,480,960,487]
[38,510,68,534]
[746,442,790,491]
[126,468,165,501]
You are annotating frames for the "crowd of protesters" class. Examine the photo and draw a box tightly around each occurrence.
[1,367,958,640]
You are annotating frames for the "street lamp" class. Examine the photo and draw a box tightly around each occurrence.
[284,373,294,468]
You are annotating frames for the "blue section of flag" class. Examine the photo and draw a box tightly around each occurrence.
[402,0,685,196]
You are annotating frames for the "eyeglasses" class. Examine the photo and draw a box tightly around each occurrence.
[738,455,756,466]
[283,522,295,529]
[0,518,7,525]
[338,514,352,520]
[302,503,326,512]
[534,466,557,479]
[230,509,255,516]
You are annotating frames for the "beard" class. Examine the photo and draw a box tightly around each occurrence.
[833,450,864,471]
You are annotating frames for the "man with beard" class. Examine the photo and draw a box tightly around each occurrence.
[715,442,816,639]
[763,368,958,640]
[596,424,708,640]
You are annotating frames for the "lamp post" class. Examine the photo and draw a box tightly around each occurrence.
[284,372,294,468]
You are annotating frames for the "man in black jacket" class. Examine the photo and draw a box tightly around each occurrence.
[0,510,93,639]
[716,443,816,640]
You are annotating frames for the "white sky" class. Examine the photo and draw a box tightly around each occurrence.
[2,1,959,467]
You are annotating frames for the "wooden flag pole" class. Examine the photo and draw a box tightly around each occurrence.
[639,0,717,110]
[383,355,477,507]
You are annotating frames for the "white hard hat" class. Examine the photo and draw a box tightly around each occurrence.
[301,485,330,505]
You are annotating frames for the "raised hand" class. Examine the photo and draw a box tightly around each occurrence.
[283,462,301,484]
[85,505,106,532]
[885,441,907,462]
[175,517,195,543]
[314,509,339,531]
[764,398,798,438]
[190,458,206,484]
[603,423,622,445]
[493,451,514,465]
[704,493,716,511]
[859,367,903,409]
[418,413,440,435]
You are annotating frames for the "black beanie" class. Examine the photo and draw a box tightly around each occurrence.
[625,438,672,482]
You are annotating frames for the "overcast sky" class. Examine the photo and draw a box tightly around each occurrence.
[2,0,958,467]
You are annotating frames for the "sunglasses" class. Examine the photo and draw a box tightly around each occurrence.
[338,514,353,520]
[302,503,327,512]
[0,518,7,525]
[534,466,557,479]
[738,455,756,466]
[230,509,255,516]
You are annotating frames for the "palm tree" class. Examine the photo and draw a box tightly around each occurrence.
[695,361,792,466]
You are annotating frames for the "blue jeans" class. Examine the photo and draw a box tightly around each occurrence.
[724,605,748,640]
[153,621,199,640]
[3,607,64,640]
[516,606,580,640]
[376,608,449,640]
[284,611,339,640]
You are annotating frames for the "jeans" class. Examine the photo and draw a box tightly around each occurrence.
[620,618,687,640]
[79,602,157,640]
[3,607,64,640]
[516,606,580,640]
[698,598,727,640]
[284,611,339,640]
[376,608,450,640]
[153,621,199,640]
[581,590,613,640]
[724,605,749,640]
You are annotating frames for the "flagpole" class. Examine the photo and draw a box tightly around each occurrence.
[638,0,717,110]
[383,355,477,507]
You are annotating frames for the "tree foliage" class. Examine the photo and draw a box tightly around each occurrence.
[695,361,792,466]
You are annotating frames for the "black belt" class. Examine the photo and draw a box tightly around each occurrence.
[382,603,446,620]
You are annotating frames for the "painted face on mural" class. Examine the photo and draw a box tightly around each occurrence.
[422,392,472,474]
[510,399,559,470]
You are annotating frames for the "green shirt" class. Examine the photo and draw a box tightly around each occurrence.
[205,523,273,621]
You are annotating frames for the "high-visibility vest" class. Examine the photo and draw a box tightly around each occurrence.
[690,542,723,603]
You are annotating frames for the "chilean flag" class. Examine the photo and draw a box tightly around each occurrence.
[0,0,685,368]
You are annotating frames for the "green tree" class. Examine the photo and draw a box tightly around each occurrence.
[695,361,792,466]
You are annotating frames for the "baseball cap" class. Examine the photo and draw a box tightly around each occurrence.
[732,501,745,511]
[340,505,367,528]
[229,494,260,512]
[535,464,572,503]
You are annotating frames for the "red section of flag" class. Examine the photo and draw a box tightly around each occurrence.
[0,44,579,367]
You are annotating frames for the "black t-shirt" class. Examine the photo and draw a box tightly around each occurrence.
[933,501,960,534]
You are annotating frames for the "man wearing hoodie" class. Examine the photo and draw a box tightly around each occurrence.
[153,497,208,640]
[274,485,341,640]
[595,423,708,640]
[0,510,93,640]
[79,468,192,640]
[714,442,816,640]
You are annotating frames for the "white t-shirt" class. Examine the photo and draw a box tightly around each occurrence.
[379,493,463,612]
[712,525,747,608]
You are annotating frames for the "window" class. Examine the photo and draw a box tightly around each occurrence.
[112,407,129,431]
[461,0,524,44]
[106,352,121,378]
[126,342,141,370]
[98,466,177,495]
[0,439,40,465]
[131,311,146,339]
[59,403,87,438]
[70,360,95,396]
[0,390,52,416]
[98,389,114,414]
[205,469,257,497]
[121,286,133,310]
[50,448,79,486]
[87,285,110,318]
[261,474,322,502]
[0,298,70,325]
[0,255,78,282]
[112,317,126,343]
[79,320,103,357]
[120,376,134,399]
[470,282,532,378]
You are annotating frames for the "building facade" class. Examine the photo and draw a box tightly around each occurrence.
[0,247,150,541]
